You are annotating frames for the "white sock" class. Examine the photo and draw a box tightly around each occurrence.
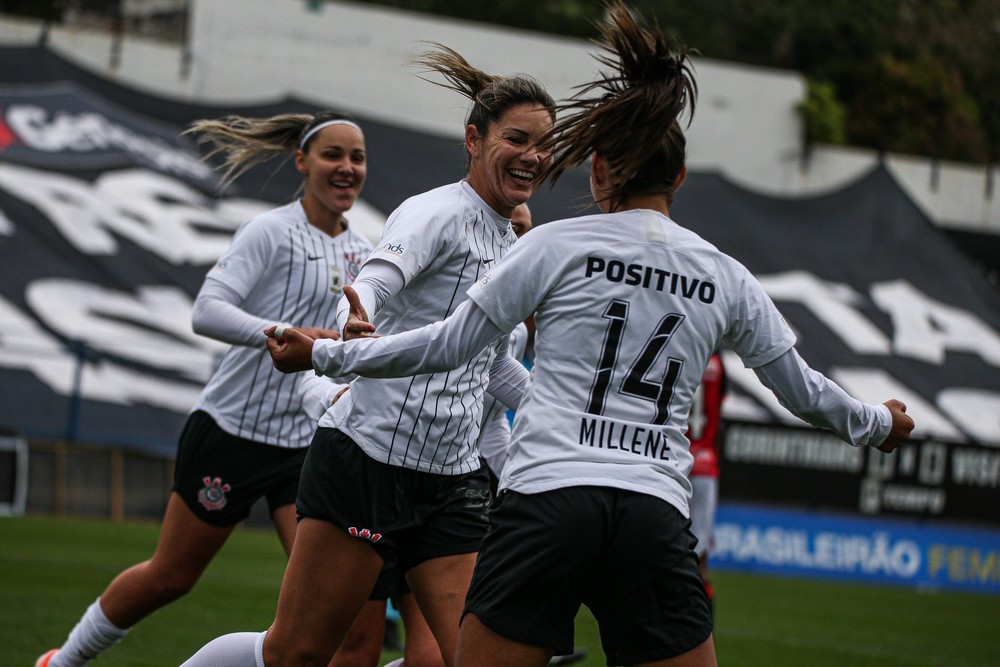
[50,598,130,667]
[180,630,267,667]
[382,659,405,667]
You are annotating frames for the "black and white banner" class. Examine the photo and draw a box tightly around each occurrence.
[0,45,997,515]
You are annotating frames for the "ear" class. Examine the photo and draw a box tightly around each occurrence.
[674,164,688,192]
[465,124,481,159]
[590,152,609,189]
[294,149,307,175]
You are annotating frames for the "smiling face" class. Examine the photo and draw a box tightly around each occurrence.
[295,123,367,228]
[464,103,553,218]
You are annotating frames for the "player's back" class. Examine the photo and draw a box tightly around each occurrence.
[497,209,751,513]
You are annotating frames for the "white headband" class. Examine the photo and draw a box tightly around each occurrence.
[299,119,363,150]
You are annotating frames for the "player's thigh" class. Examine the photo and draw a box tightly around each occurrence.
[455,613,551,667]
[147,492,236,576]
[407,552,477,666]
[396,593,444,667]
[265,517,384,664]
[639,635,717,667]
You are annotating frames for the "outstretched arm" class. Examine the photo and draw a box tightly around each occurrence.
[313,297,508,377]
[753,348,914,452]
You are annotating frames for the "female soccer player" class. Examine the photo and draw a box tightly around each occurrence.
[35,111,373,667]
[265,5,915,666]
[179,45,554,667]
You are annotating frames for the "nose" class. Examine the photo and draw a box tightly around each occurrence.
[334,156,354,174]
[527,144,550,164]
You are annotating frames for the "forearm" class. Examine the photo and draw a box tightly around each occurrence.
[314,300,505,378]
[485,342,529,410]
[192,282,280,348]
[298,375,349,421]
[753,348,891,447]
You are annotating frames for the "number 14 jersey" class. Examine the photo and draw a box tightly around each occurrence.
[468,208,795,517]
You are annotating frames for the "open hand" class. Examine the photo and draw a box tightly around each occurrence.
[342,285,378,341]
[876,399,914,453]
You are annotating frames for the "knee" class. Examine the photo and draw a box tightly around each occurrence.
[263,643,335,667]
[146,566,201,602]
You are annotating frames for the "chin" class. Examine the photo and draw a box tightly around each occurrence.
[507,192,531,206]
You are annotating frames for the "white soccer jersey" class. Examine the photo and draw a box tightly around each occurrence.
[318,181,516,474]
[195,200,373,448]
[468,209,796,516]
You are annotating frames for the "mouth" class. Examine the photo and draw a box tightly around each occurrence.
[507,168,535,185]
[331,179,355,190]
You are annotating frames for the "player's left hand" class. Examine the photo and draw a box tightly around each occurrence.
[876,399,914,453]
[264,326,317,373]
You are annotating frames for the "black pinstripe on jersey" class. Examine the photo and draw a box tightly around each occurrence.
[341,193,514,474]
[198,202,373,449]
[386,208,511,472]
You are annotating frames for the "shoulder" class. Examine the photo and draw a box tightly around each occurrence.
[664,218,750,281]
[338,228,376,252]
[235,201,303,239]
[392,182,465,220]
[514,213,611,256]
[381,182,469,243]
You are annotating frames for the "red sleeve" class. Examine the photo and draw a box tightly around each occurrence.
[688,353,725,478]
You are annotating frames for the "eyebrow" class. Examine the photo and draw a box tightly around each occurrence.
[315,143,366,152]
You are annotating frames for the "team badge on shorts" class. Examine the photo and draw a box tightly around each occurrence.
[197,476,231,511]
[348,526,382,542]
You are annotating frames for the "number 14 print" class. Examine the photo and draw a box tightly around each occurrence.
[586,299,686,425]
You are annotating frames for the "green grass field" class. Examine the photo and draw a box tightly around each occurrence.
[3,515,999,666]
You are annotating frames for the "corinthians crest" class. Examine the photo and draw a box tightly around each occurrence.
[197,476,231,511]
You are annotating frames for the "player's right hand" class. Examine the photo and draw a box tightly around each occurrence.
[876,399,914,453]
[264,325,316,373]
[342,285,378,341]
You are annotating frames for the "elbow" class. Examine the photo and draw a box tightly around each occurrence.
[190,302,206,335]
[190,300,210,336]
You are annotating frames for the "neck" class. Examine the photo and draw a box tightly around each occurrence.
[464,176,514,218]
[301,197,345,237]
[611,192,671,216]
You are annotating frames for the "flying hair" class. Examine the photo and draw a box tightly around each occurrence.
[414,42,555,168]
[540,2,697,210]
[184,111,357,187]
[414,43,496,111]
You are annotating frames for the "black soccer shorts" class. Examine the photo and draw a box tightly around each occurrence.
[172,410,307,527]
[464,485,713,664]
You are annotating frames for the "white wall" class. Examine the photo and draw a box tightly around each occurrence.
[1,0,996,234]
